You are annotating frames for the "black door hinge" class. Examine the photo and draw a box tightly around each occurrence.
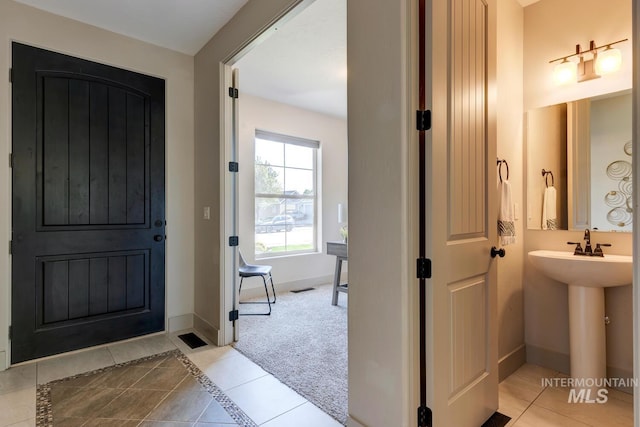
[229,162,239,172]
[417,405,433,427]
[9,240,12,255]
[228,87,239,98]
[416,110,431,131]
[9,153,13,168]
[416,258,432,279]
[229,310,239,321]
[9,68,13,83]
[229,236,239,247]
[8,325,12,340]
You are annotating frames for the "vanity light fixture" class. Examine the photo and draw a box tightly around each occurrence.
[553,58,577,85]
[550,38,628,85]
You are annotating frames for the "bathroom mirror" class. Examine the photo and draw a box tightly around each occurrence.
[526,89,632,232]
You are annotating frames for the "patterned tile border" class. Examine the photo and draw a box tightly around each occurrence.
[35,349,258,427]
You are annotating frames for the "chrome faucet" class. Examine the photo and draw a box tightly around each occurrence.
[584,229,592,255]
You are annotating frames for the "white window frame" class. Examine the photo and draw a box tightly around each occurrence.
[254,129,319,258]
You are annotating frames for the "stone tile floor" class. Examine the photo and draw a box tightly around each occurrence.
[0,331,340,427]
[38,350,249,426]
[0,331,634,426]
[499,364,633,427]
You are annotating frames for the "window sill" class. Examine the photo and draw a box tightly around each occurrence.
[255,250,322,260]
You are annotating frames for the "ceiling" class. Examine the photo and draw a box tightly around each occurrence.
[13,0,250,55]
[235,0,347,119]
[14,0,540,120]
[15,0,347,119]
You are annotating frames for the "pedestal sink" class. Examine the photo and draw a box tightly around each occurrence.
[528,250,632,397]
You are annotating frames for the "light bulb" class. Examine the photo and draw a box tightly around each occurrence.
[554,59,577,85]
[595,47,622,75]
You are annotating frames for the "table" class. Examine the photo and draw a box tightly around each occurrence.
[326,241,348,305]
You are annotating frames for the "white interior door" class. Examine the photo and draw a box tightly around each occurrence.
[425,0,499,425]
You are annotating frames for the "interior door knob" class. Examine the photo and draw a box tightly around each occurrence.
[491,246,505,258]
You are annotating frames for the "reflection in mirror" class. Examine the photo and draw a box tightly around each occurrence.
[526,104,568,230]
[526,90,632,232]
[589,92,632,231]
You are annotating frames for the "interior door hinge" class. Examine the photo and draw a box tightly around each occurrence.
[416,258,432,279]
[417,405,433,427]
[9,153,13,168]
[228,161,239,172]
[416,110,431,131]
[228,310,239,322]
[9,68,13,83]
[229,236,239,247]
[8,325,12,340]
[228,87,238,99]
[9,240,12,255]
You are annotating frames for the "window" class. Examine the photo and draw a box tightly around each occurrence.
[254,130,318,257]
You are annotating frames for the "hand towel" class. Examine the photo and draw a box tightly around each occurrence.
[542,186,557,230]
[498,180,516,246]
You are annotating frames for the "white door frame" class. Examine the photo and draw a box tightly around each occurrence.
[220,64,239,345]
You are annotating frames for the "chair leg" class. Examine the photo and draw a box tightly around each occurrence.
[268,273,276,304]
[238,275,272,316]
[261,275,272,314]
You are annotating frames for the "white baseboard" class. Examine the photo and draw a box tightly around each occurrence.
[193,313,221,346]
[239,274,340,300]
[168,314,194,333]
[499,344,526,382]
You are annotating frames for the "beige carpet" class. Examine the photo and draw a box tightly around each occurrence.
[233,283,348,425]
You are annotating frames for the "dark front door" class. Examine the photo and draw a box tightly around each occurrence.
[11,43,166,363]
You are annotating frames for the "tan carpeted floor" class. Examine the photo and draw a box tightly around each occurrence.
[233,283,347,425]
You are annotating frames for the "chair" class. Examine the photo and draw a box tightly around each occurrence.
[238,250,276,315]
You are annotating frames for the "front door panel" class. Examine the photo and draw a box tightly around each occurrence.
[11,43,166,363]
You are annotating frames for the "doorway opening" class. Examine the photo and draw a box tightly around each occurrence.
[221,0,348,423]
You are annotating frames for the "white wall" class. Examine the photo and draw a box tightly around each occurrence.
[496,0,526,379]
[238,94,347,290]
[524,0,632,111]
[523,0,633,379]
[347,0,417,425]
[0,0,195,368]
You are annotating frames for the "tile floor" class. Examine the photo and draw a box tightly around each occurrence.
[41,350,251,426]
[0,333,634,427]
[0,332,341,427]
[499,364,634,427]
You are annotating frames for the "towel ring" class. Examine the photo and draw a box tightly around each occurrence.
[542,169,554,187]
[497,159,509,183]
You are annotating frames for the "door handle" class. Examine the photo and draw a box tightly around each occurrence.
[491,246,505,258]
[154,235,164,242]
